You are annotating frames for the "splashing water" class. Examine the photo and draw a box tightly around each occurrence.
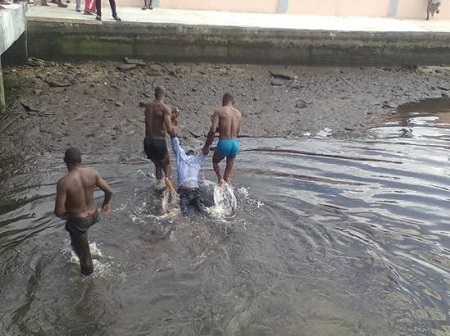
[61,241,113,277]
[205,181,237,218]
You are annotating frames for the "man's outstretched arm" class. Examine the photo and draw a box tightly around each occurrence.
[204,111,219,148]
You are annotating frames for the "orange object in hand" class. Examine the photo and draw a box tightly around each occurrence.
[101,204,111,215]
[164,178,175,193]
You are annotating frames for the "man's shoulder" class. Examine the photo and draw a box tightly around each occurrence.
[232,107,242,116]
[79,167,98,178]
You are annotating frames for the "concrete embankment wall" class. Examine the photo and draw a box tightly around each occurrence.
[26,20,450,66]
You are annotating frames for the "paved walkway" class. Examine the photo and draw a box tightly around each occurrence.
[26,4,450,33]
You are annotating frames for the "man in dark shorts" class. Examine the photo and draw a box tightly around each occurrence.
[54,148,113,276]
[144,86,176,193]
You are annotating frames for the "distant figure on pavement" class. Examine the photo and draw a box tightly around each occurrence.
[204,93,242,186]
[54,147,113,276]
[427,0,442,20]
[142,0,152,10]
[95,0,121,21]
[75,0,96,14]
[40,0,67,8]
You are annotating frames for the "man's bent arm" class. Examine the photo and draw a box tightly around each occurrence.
[96,174,113,208]
[164,108,175,137]
[54,180,68,219]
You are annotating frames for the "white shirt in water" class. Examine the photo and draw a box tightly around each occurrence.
[171,136,205,188]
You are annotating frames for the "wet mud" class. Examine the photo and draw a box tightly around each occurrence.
[2,61,450,160]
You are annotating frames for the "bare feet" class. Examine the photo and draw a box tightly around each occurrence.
[113,15,121,21]
[58,2,68,7]
[218,178,226,187]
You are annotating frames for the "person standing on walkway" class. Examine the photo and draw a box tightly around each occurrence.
[144,87,176,193]
[427,0,442,20]
[142,0,152,10]
[204,93,242,186]
[54,147,113,276]
[83,0,96,15]
[95,0,121,21]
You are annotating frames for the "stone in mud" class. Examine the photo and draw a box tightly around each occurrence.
[117,64,138,71]
[20,100,41,113]
[44,74,73,88]
[115,102,123,107]
[124,58,146,66]
[28,57,46,67]
[269,70,294,80]
[271,79,284,87]
[437,86,449,91]
[382,101,395,109]
[295,101,309,109]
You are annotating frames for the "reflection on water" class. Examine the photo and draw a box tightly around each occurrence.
[1,98,450,335]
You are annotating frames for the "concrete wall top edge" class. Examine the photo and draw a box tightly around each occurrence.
[26,20,450,42]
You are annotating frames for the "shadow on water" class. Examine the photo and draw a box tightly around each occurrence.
[0,98,450,335]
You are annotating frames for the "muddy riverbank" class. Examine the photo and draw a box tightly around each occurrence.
[1,61,450,160]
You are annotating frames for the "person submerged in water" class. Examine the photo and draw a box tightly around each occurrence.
[204,93,242,186]
[54,147,113,276]
[170,131,210,216]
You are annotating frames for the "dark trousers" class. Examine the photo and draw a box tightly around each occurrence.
[179,188,207,217]
[96,0,117,17]
[65,212,99,276]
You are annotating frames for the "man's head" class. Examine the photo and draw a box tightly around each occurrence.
[155,86,167,100]
[222,92,234,107]
[64,147,82,166]
[186,149,197,156]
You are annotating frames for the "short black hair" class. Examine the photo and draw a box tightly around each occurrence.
[64,147,82,165]
[155,86,166,98]
[222,92,234,106]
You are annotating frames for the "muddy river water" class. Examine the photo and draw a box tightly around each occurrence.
[1,98,450,335]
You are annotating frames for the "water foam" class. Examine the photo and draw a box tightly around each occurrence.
[61,240,114,278]
[205,181,237,219]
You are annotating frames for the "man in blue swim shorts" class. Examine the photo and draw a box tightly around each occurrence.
[205,93,243,186]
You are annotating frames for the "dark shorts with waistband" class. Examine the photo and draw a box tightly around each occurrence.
[144,138,168,162]
[65,211,99,276]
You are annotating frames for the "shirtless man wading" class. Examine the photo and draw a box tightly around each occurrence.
[144,87,176,192]
[205,93,242,185]
[54,147,113,276]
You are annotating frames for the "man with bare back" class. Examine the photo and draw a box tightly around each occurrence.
[144,86,176,192]
[205,93,242,186]
[55,147,113,276]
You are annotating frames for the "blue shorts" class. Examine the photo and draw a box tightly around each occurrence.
[217,139,240,158]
